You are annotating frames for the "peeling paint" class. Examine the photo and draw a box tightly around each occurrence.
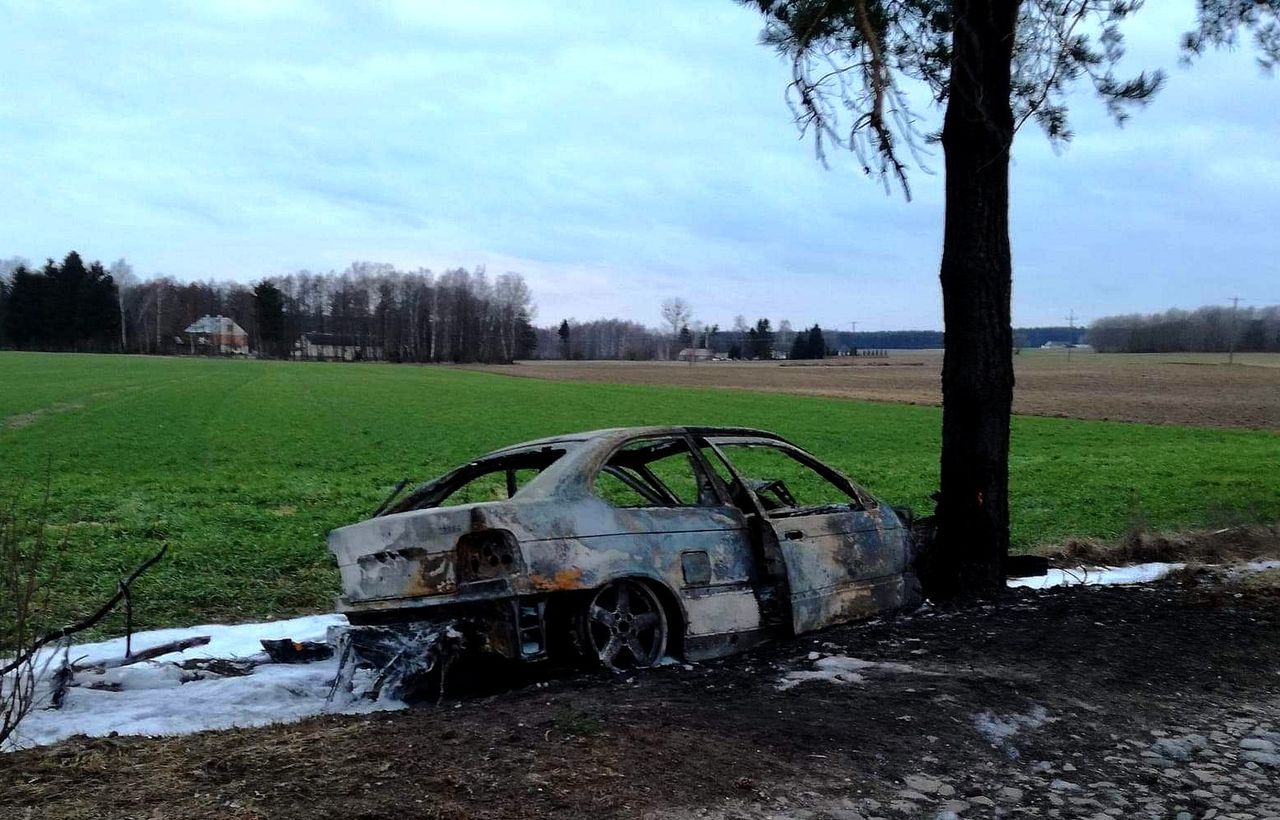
[527,566,585,592]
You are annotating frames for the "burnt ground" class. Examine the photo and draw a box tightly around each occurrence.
[4,572,1279,820]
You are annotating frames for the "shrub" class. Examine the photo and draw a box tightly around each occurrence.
[0,489,66,748]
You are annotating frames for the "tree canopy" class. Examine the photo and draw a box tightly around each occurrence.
[744,0,1277,197]
[790,323,829,359]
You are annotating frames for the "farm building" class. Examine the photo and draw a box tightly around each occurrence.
[293,332,384,361]
[183,315,250,356]
[677,347,714,362]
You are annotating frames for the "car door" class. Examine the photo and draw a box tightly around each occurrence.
[703,437,907,634]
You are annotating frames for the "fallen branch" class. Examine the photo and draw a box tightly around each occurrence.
[0,544,168,678]
[73,635,211,673]
[177,657,257,677]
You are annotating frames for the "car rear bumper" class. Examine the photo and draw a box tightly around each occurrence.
[341,594,549,662]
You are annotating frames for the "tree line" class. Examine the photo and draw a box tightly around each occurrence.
[0,254,537,364]
[0,253,122,352]
[1088,305,1280,354]
[536,313,1093,361]
[9,257,1270,363]
[538,319,673,360]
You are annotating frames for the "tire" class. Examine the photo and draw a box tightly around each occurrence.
[576,579,668,670]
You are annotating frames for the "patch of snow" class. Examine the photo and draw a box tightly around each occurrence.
[1012,559,1280,590]
[777,668,866,690]
[1232,559,1280,576]
[777,655,921,691]
[1008,562,1184,590]
[3,614,402,752]
[973,705,1051,760]
[56,613,348,668]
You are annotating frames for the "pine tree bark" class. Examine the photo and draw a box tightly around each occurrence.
[931,0,1020,599]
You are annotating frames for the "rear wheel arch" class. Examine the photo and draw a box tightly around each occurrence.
[632,575,686,658]
[575,572,688,635]
[553,574,687,668]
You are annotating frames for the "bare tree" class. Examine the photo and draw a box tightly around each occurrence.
[109,259,135,353]
[661,298,693,359]
[536,318,667,360]
[661,298,693,337]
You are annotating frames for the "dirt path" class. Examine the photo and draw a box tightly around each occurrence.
[470,353,1280,429]
[4,571,1278,819]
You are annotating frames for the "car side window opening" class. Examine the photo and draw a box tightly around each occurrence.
[389,448,566,512]
[593,437,721,508]
[441,466,543,507]
[697,445,754,510]
[709,441,864,517]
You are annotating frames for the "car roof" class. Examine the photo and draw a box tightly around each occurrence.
[480,426,788,457]
[377,426,823,516]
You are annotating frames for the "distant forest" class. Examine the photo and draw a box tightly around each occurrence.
[0,254,537,364]
[822,326,1087,351]
[4,252,1273,361]
[1088,305,1280,353]
[535,319,1087,359]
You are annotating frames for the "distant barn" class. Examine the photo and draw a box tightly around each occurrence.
[677,347,713,362]
[183,315,250,356]
[293,332,384,362]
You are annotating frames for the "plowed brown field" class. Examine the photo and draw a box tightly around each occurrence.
[473,351,1280,429]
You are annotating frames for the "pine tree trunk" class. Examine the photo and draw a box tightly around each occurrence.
[931,0,1020,599]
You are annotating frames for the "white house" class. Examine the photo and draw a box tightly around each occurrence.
[183,315,250,356]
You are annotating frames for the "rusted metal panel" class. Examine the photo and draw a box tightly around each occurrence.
[683,587,761,636]
[788,572,917,635]
[770,506,911,633]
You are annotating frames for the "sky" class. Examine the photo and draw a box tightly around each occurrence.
[1,2,1277,331]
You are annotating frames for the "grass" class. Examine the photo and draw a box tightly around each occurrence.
[1,351,1276,632]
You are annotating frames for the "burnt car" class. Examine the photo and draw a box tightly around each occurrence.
[329,427,922,671]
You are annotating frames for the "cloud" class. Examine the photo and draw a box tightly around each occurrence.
[1,1,1277,330]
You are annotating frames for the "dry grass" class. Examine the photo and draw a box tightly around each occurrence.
[1035,522,1280,566]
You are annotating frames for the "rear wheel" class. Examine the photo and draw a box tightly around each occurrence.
[579,579,668,670]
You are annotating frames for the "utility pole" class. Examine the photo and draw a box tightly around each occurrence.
[1228,297,1240,365]
[849,321,858,357]
[1065,310,1076,362]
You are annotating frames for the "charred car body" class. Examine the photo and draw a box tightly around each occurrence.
[329,427,923,671]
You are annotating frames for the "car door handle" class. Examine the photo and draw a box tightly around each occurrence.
[784,529,805,540]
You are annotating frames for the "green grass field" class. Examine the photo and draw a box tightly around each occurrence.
[2,352,1277,632]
